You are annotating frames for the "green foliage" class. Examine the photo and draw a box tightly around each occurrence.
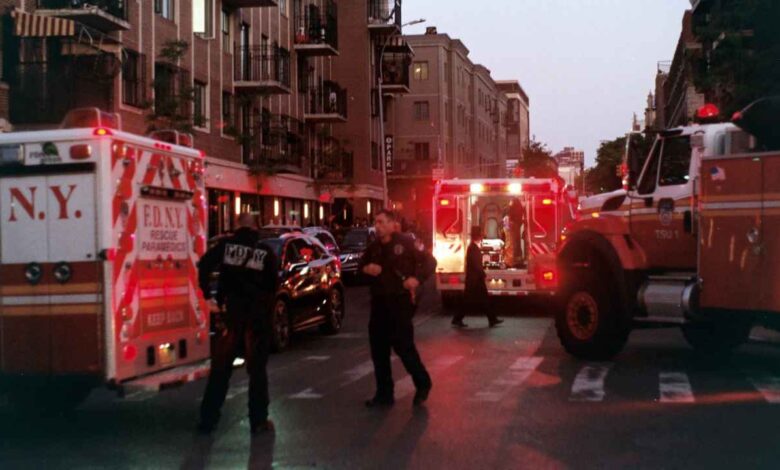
[519,139,558,178]
[585,133,653,194]
[144,40,202,133]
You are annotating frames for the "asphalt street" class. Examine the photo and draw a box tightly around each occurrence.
[3,282,780,469]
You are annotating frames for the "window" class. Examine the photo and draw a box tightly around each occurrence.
[155,0,174,20]
[222,91,233,130]
[637,140,662,194]
[412,62,428,81]
[414,143,430,161]
[658,136,692,186]
[413,101,429,121]
[193,0,213,36]
[371,142,380,170]
[221,9,231,54]
[122,50,146,107]
[193,81,207,128]
[444,62,449,82]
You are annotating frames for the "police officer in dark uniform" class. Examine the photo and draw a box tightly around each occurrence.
[196,213,278,435]
[360,209,435,408]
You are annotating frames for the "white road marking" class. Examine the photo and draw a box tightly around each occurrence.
[226,383,249,400]
[304,355,331,362]
[289,388,324,400]
[394,355,464,399]
[324,332,366,339]
[123,391,157,402]
[472,356,544,402]
[570,363,612,402]
[339,360,377,388]
[748,373,780,404]
[659,372,695,403]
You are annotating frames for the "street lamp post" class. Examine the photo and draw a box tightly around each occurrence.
[378,17,425,209]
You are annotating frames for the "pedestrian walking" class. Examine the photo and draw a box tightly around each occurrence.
[452,226,503,328]
[360,210,435,408]
[196,213,279,435]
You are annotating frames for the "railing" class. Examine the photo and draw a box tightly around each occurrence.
[381,52,410,88]
[306,81,347,118]
[243,115,304,171]
[37,0,127,20]
[234,45,291,88]
[293,0,338,50]
[317,142,353,181]
[10,59,115,125]
[368,0,401,28]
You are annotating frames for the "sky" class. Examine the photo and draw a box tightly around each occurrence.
[403,0,692,167]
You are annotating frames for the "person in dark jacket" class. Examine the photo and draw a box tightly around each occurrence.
[360,209,435,408]
[452,226,503,328]
[196,213,279,435]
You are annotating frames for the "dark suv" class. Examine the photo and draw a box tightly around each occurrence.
[259,233,346,351]
[338,227,376,280]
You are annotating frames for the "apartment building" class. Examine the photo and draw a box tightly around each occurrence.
[0,0,407,233]
[496,80,529,175]
[385,27,528,228]
[554,146,584,188]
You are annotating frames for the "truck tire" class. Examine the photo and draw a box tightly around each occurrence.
[681,318,752,358]
[555,272,629,360]
[271,298,292,353]
[440,292,461,313]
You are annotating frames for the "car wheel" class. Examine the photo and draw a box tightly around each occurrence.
[555,272,629,360]
[321,288,345,335]
[271,298,291,352]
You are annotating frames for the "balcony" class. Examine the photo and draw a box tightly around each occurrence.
[243,115,305,174]
[223,0,278,8]
[234,45,291,94]
[10,54,117,126]
[293,1,339,57]
[315,138,353,182]
[388,159,432,178]
[304,81,347,123]
[368,0,401,35]
[36,0,129,31]
[379,38,412,94]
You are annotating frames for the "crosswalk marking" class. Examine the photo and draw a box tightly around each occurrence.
[659,372,695,403]
[473,356,544,402]
[394,355,464,399]
[747,374,780,404]
[123,391,157,402]
[304,356,331,362]
[289,388,324,400]
[570,363,612,402]
[339,360,378,388]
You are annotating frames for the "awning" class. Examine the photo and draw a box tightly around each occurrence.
[11,9,76,37]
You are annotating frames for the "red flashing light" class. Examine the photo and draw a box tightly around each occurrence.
[123,344,138,362]
[696,103,720,120]
[94,127,113,137]
[731,111,743,122]
[70,144,92,160]
[440,199,450,206]
[448,275,460,285]
[541,198,553,206]
[542,270,555,282]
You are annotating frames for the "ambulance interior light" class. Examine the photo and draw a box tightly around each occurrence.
[507,183,522,195]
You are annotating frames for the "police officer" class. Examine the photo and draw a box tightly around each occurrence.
[196,213,278,435]
[360,209,435,408]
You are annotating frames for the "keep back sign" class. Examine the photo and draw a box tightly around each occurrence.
[139,200,189,260]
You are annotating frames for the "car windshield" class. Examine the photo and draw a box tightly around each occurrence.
[259,238,284,258]
[342,230,369,248]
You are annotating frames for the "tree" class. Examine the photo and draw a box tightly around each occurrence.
[585,133,653,194]
[519,139,558,178]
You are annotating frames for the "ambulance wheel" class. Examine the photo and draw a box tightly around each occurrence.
[682,317,752,358]
[321,287,345,335]
[555,272,629,360]
[440,292,461,312]
[271,298,291,353]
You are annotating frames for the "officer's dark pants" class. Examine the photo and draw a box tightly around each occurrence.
[200,296,271,428]
[369,294,431,400]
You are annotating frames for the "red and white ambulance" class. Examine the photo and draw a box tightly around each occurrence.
[0,109,210,408]
[433,178,567,308]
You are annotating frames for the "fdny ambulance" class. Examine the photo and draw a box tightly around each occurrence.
[555,97,780,359]
[0,109,210,408]
[433,178,572,307]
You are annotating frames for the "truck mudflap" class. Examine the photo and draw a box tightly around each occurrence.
[116,359,210,397]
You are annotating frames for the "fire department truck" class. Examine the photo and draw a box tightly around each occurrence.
[433,178,572,307]
[555,97,780,359]
[0,109,211,409]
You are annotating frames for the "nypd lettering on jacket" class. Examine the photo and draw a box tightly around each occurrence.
[224,244,268,271]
